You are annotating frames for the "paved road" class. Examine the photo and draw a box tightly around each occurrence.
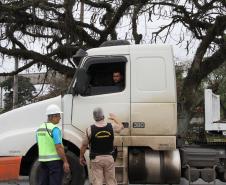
[0,178,225,185]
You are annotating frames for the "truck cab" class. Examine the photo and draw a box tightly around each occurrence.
[62,44,180,184]
[0,43,181,184]
[67,44,177,137]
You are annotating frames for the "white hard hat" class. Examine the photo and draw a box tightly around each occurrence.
[46,104,63,115]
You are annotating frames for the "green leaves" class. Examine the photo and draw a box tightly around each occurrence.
[0,76,36,112]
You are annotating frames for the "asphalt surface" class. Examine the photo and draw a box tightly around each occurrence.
[0,177,225,185]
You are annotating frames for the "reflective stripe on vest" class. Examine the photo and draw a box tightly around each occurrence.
[37,128,52,132]
[36,122,61,162]
[39,154,61,160]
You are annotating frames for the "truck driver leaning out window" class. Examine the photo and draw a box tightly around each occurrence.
[80,107,124,185]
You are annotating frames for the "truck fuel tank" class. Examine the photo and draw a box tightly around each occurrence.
[128,147,181,184]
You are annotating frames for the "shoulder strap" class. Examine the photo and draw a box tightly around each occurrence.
[45,123,53,138]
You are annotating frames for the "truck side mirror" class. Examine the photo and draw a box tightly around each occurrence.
[73,68,89,95]
[72,49,87,66]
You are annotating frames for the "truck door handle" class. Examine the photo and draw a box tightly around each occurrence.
[122,122,129,128]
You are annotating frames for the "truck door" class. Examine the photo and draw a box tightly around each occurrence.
[130,45,177,136]
[71,56,130,136]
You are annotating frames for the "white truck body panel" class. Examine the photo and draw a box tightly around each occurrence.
[130,45,177,135]
[62,94,73,125]
[87,45,130,56]
[62,124,84,148]
[130,45,176,103]
[205,89,226,131]
[131,103,177,135]
[0,96,62,156]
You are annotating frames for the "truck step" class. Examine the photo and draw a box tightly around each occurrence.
[115,167,123,182]
[114,146,128,184]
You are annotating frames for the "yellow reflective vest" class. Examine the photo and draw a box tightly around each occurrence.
[36,122,61,162]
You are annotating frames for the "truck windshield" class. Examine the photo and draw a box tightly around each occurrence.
[67,57,87,94]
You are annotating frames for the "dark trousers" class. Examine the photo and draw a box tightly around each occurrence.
[38,160,63,185]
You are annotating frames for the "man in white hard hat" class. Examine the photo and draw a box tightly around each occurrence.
[36,104,70,185]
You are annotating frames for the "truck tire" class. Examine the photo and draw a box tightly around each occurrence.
[29,151,86,185]
[29,159,40,185]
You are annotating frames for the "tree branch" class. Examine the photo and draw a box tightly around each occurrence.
[0,46,75,77]
[132,3,144,44]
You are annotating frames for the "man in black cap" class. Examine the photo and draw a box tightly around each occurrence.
[79,107,123,185]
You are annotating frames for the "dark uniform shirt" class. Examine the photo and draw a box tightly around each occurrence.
[90,123,114,157]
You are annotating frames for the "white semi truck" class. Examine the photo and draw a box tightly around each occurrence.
[0,42,226,185]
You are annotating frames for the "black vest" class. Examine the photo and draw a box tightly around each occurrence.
[90,123,114,157]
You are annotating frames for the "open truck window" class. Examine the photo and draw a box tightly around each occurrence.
[83,57,126,96]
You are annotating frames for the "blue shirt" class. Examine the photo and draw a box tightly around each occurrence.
[36,127,62,144]
[52,127,62,144]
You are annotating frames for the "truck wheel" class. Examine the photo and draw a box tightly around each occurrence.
[29,159,40,185]
[64,151,86,185]
[29,151,86,185]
